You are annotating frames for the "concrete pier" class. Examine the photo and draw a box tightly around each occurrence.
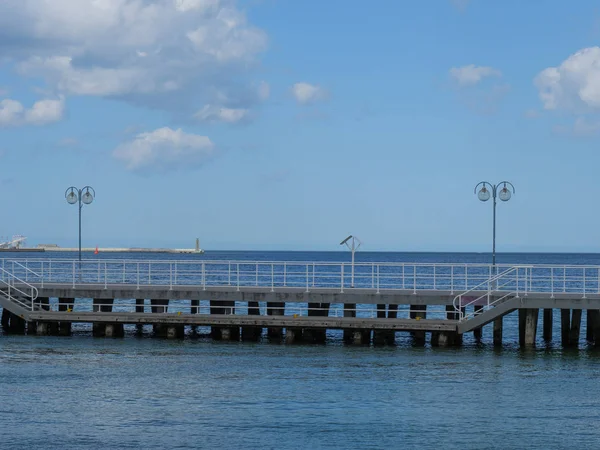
[151,299,169,338]
[105,323,125,338]
[135,299,145,334]
[586,310,598,342]
[493,317,503,347]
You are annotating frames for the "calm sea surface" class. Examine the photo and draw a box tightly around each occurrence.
[2,251,600,449]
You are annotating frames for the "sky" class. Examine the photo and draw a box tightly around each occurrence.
[1,0,600,252]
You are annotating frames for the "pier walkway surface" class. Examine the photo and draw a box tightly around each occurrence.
[2,258,600,346]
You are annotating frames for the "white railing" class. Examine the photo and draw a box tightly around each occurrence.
[452,266,531,321]
[3,258,600,297]
[0,266,39,311]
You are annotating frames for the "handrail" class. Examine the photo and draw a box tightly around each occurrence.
[0,266,39,311]
[452,265,532,320]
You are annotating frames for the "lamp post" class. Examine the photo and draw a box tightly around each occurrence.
[474,181,515,267]
[340,235,361,288]
[65,186,95,264]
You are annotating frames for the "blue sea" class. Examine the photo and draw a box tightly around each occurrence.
[2,251,600,449]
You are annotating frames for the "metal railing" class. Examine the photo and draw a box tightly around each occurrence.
[3,258,600,297]
[452,266,531,321]
[0,266,39,311]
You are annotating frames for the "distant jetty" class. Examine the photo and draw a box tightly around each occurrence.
[0,238,204,254]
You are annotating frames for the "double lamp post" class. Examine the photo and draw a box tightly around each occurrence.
[65,186,95,263]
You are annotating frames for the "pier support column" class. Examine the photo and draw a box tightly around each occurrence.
[167,325,185,339]
[410,305,427,346]
[266,302,285,340]
[8,315,26,335]
[135,299,145,334]
[210,300,239,341]
[569,309,582,347]
[58,297,75,336]
[586,310,598,342]
[1,309,10,331]
[241,301,262,341]
[93,298,115,337]
[285,327,303,344]
[473,305,483,341]
[36,322,49,336]
[561,309,571,347]
[543,309,553,342]
[592,311,600,347]
[105,323,124,338]
[493,317,503,347]
[151,299,169,338]
[343,304,356,344]
[519,309,539,347]
[304,303,330,344]
[373,304,396,345]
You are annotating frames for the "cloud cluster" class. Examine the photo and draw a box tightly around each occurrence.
[291,82,328,104]
[535,47,600,112]
[449,65,501,86]
[113,127,215,172]
[0,97,64,127]
[0,0,267,118]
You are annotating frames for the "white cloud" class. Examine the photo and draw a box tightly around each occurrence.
[194,104,249,123]
[291,82,328,105]
[113,127,215,172]
[0,97,64,127]
[449,64,501,86]
[1,0,267,113]
[534,47,600,112]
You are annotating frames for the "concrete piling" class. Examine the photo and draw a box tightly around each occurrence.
[343,303,356,344]
[241,301,262,341]
[561,309,571,347]
[473,305,483,341]
[58,297,75,336]
[285,327,303,344]
[135,299,145,334]
[167,325,185,339]
[543,309,553,342]
[151,299,169,338]
[373,304,396,345]
[493,317,503,347]
[569,309,582,347]
[410,305,427,346]
[304,303,330,344]
[210,300,239,341]
[266,302,285,340]
[586,310,597,342]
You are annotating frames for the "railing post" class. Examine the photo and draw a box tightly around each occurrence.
[551,267,554,298]
[306,264,309,292]
[202,262,206,291]
[312,263,315,288]
[450,265,454,294]
[433,265,436,290]
[271,264,274,292]
[372,263,375,289]
[228,262,231,286]
[583,268,587,298]
[376,264,380,294]
[41,262,44,289]
[104,262,107,289]
[256,263,259,286]
[137,262,140,289]
[237,263,240,291]
[174,263,178,286]
[413,266,416,295]
[341,263,344,293]
[402,264,405,290]
[72,261,75,289]
[169,263,173,290]
[516,268,519,297]
[123,261,126,283]
[283,262,287,287]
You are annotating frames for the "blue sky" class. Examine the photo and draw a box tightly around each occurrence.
[1,0,600,252]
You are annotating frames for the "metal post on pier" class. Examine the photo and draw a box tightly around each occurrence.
[340,235,361,288]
